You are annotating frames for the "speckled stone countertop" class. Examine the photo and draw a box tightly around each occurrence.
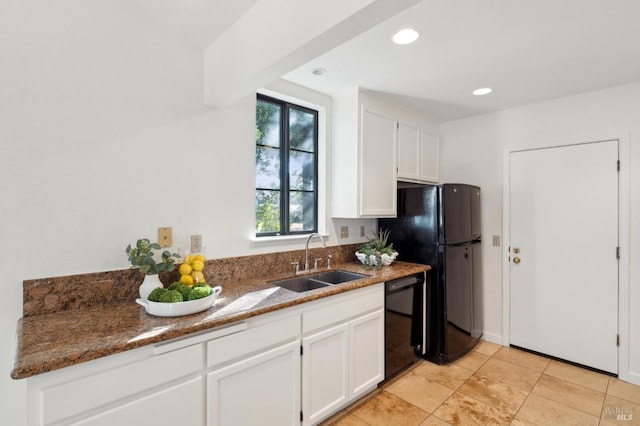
[12,260,429,379]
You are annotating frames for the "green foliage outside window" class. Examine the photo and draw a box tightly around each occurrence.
[255,95,317,236]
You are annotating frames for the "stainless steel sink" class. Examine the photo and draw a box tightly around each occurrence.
[271,270,368,292]
[271,276,330,292]
[308,270,368,284]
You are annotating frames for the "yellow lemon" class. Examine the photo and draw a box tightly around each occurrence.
[191,271,205,283]
[183,254,194,265]
[180,274,194,286]
[191,260,204,272]
[178,263,193,276]
[194,254,205,262]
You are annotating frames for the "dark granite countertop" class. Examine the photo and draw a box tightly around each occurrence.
[12,261,429,379]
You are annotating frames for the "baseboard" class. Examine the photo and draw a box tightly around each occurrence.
[618,370,640,386]
[481,332,502,345]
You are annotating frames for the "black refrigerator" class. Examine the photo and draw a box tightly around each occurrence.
[379,183,483,364]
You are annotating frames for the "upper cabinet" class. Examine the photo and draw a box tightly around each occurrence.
[332,89,439,218]
[397,119,439,184]
[333,90,398,218]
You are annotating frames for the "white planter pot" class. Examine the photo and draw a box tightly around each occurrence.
[139,274,163,300]
[355,251,398,267]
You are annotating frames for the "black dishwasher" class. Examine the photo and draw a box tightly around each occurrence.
[385,273,425,379]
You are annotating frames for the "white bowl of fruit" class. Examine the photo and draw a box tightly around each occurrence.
[136,282,222,317]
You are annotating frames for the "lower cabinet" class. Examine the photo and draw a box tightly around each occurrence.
[349,309,385,399]
[207,340,301,426]
[301,284,385,425]
[302,323,350,424]
[71,377,203,426]
[27,284,385,426]
[27,343,204,426]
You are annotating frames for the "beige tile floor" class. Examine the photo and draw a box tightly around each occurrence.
[321,341,640,425]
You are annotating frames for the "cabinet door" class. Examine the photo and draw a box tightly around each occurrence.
[349,309,384,399]
[71,377,203,426]
[302,323,349,425]
[207,341,300,426]
[419,131,439,182]
[397,121,421,181]
[360,106,397,217]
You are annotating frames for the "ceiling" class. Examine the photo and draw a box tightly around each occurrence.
[283,0,640,121]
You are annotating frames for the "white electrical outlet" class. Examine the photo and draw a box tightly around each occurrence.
[340,226,349,238]
[191,235,202,253]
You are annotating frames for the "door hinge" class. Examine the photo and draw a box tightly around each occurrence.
[617,334,620,346]
[300,345,303,356]
[616,247,620,259]
[617,160,620,171]
[300,411,304,422]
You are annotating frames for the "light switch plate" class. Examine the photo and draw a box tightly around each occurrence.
[158,227,172,248]
[360,225,365,237]
[493,235,501,247]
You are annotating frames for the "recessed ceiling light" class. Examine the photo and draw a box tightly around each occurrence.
[473,87,493,96]
[392,29,419,45]
[311,68,327,76]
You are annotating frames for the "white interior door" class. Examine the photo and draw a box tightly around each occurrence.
[509,140,619,373]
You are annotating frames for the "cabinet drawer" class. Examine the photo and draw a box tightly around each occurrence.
[41,344,202,425]
[70,377,203,426]
[207,313,300,367]
[302,284,383,334]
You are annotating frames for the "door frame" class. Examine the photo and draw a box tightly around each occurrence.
[501,132,631,382]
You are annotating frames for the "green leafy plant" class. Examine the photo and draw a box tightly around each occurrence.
[126,238,180,275]
[358,228,396,270]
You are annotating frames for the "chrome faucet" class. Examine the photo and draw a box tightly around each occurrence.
[304,233,326,273]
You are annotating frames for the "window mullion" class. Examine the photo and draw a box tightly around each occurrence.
[281,105,290,234]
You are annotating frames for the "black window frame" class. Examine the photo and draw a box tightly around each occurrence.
[255,93,319,237]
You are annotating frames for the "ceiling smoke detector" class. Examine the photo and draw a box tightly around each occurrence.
[311,68,327,76]
[392,29,419,45]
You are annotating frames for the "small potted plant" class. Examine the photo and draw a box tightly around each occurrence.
[126,238,180,299]
[356,228,398,270]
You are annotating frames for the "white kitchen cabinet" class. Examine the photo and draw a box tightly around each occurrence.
[71,377,203,426]
[418,130,439,182]
[397,121,439,183]
[360,106,398,216]
[27,342,204,426]
[349,309,385,399]
[301,284,384,425]
[206,312,301,426]
[334,90,440,218]
[333,89,397,218]
[397,121,421,181]
[302,323,350,425]
[207,341,300,426]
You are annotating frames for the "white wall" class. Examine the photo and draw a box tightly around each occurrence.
[439,82,640,382]
[0,2,373,423]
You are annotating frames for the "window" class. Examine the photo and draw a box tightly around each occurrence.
[255,94,318,236]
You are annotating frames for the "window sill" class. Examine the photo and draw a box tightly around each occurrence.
[250,233,331,247]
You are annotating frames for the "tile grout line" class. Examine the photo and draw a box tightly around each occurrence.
[330,342,640,425]
[428,350,515,424]
[496,353,605,423]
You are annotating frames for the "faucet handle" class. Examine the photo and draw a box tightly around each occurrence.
[327,254,332,269]
[313,258,322,270]
[291,261,300,275]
